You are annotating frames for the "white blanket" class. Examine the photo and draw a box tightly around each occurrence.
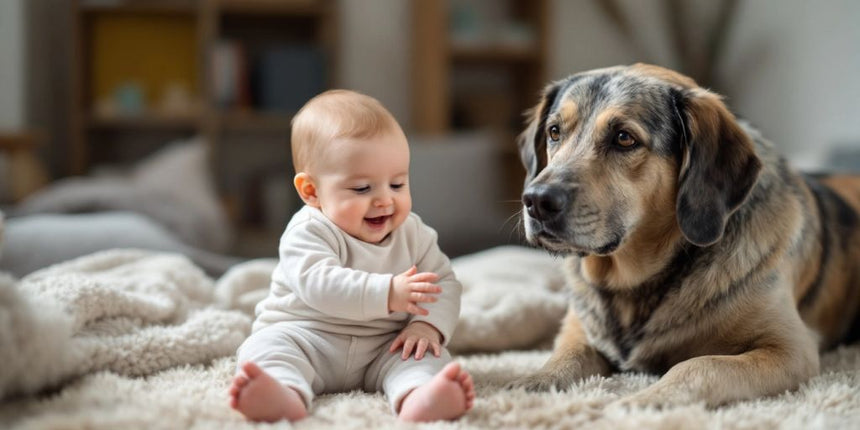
[0,250,250,399]
[2,246,859,429]
[0,246,567,400]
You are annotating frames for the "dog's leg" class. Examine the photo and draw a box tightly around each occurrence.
[507,308,612,391]
[618,325,819,407]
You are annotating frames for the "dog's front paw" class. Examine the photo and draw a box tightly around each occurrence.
[506,372,566,392]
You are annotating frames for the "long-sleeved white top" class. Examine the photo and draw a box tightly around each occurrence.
[253,205,462,345]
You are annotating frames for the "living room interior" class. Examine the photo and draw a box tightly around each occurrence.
[1,1,860,428]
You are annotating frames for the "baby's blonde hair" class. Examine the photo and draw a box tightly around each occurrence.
[291,89,404,173]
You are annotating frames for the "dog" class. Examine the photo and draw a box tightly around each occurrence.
[510,63,860,407]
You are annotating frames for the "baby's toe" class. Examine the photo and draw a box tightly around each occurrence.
[460,373,474,389]
[440,362,461,379]
[241,361,264,378]
[232,374,250,388]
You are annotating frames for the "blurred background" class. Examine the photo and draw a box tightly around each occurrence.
[1,0,859,276]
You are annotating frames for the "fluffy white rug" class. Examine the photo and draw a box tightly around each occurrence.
[1,246,859,429]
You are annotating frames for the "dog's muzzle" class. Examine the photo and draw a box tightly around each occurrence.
[522,183,570,224]
[522,183,574,249]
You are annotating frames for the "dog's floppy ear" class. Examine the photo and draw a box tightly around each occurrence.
[518,82,562,184]
[676,88,762,247]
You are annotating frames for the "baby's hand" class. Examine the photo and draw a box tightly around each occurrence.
[389,321,442,360]
[388,265,441,316]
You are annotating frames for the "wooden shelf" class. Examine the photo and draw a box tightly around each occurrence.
[215,0,331,16]
[450,45,541,63]
[0,131,41,150]
[82,111,292,132]
[217,110,293,132]
[79,0,198,15]
[85,113,202,130]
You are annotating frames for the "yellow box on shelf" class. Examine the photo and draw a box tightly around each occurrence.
[89,12,199,116]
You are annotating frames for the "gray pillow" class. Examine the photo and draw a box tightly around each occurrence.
[13,138,233,253]
[0,212,241,279]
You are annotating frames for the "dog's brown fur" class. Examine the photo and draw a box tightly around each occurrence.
[512,63,860,406]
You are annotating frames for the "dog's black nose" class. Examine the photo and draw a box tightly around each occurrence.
[523,184,568,221]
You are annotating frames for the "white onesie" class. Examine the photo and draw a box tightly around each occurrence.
[237,205,462,411]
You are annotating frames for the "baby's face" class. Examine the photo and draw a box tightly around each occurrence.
[312,131,412,243]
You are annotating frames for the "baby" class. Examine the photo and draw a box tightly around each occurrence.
[228,89,475,423]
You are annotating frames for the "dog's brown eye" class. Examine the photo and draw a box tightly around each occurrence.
[615,131,636,147]
[548,125,560,142]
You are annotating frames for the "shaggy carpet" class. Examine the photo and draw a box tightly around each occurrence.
[1,244,859,429]
[2,347,859,429]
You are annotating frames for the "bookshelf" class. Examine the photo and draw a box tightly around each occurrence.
[410,0,549,196]
[70,0,337,216]
[411,0,548,134]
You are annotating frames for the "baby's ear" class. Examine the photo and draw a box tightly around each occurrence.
[294,173,320,207]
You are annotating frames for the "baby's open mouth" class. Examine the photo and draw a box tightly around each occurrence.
[365,215,390,226]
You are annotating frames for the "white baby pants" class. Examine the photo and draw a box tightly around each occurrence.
[236,322,452,412]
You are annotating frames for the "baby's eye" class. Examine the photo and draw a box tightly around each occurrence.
[350,186,370,194]
[390,183,405,190]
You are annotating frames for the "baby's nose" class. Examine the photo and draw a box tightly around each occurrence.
[373,192,393,206]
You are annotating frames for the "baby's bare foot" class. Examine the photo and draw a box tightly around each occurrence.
[228,361,307,422]
[399,362,476,422]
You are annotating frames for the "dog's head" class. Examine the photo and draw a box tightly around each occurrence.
[519,63,762,255]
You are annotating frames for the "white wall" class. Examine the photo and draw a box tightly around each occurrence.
[548,0,677,75]
[548,0,860,170]
[720,0,860,170]
[337,0,411,129]
[0,0,25,129]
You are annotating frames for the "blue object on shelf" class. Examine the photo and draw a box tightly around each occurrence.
[256,46,325,113]
[114,82,145,115]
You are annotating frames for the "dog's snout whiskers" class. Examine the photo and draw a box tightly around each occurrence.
[501,207,526,242]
